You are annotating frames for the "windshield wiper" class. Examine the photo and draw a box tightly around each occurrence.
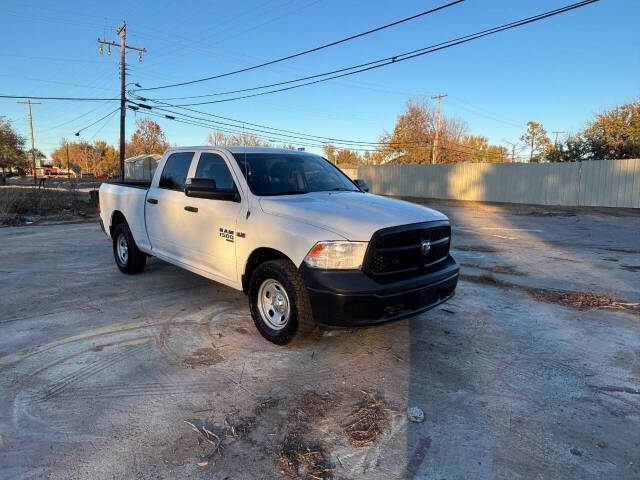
[272,190,308,196]
[327,187,355,191]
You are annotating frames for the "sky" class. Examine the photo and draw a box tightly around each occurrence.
[0,0,638,159]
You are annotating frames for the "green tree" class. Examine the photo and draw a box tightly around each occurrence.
[334,148,362,166]
[99,145,119,176]
[205,129,227,146]
[322,144,337,164]
[126,118,169,157]
[380,98,433,164]
[379,97,470,164]
[0,117,28,175]
[582,100,640,159]
[51,139,120,175]
[520,121,551,162]
[486,145,509,163]
[224,132,270,147]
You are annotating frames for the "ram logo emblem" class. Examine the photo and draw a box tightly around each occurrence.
[420,240,431,255]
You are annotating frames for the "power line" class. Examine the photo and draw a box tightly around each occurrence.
[132,100,434,147]
[135,0,465,91]
[89,109,119,141]
[74,107,121,136]
[134,99,528,157]
[140,95,526,149]
[39,101,118,133]
[0,94,119,101]
[139,0,599,106]
[134,106,520,159]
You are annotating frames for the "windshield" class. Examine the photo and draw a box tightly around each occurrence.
[232,152,360,196]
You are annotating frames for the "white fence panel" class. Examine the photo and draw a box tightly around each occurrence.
[357,159,640,208]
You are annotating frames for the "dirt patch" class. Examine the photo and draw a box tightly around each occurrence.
[512,210,576,217]
[167,390,393,477]
[272,392,338,478]
[529,290,638,312]
[454,245,507,253]
[224,415,255,439]
[183,347,224,367]
[343,394,388,447]
[0,186,97,226]
[164,420,224,467]
[163,431,216,467]
[460,262,527,276]
[621,265,640,272]
[275,433,334,480]
[604,247,640,254]
[461,274,640,314]
[290,391,337,424]
[253,397,279,415]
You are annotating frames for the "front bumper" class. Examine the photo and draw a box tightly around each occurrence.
[300,255,459,327]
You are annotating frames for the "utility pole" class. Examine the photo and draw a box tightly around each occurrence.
[552,131,566,147]
[502,139,518,163]
[66,141,71,179]
[98,21,146,181]
[431,94,447,164]
[17,99,41,185]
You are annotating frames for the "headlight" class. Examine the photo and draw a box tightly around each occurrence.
[304,241,368,270]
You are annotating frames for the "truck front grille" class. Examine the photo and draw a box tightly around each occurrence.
[364,221,451,283]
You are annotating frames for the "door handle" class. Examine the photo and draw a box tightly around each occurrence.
[184,206,198,213]
[147,198,158,204]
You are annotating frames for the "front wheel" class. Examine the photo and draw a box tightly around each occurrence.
[248,259,316,345]
[112,222,146,274]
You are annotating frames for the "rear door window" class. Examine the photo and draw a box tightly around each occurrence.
[158,152,194,191]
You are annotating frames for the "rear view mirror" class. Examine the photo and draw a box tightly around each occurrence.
[354,178,369,192]
[185,178,238,201]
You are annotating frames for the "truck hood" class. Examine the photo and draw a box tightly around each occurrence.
[258,192,448,241]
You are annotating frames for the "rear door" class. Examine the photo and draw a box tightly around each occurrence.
[179,150,243,282]
[145,151,196,262]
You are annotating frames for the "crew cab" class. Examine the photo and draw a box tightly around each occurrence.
[99,146,459,344]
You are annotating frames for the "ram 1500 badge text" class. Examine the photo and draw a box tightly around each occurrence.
[99,147,459,344]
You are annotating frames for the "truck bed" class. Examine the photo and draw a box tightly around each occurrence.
[99,182,150,250]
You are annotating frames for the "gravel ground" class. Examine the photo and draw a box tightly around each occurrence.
[0,199,638,479]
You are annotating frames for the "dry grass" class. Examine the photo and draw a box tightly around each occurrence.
[454,245,507,253]
[528,289,640,312]
[343,394,388,447]
[461,274,640,314]
[0,186,96,225]
[275,433,333,480]
[460,262,527,276]
[182,347,224,367]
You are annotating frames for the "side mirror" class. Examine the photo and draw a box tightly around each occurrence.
[354,178,369,192]
[184,178,238,201]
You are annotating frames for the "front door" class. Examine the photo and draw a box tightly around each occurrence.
[179,151,243,283]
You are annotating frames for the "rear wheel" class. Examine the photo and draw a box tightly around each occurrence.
[112,222,146,274]
[248,259,315,345]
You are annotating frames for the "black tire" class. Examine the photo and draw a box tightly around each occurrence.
[248,259,316,345]
[112,222,146,274]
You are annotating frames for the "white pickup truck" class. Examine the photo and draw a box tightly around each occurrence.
[99,146,459,344]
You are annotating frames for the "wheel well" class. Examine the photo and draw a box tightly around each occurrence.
[242,248,291,294]
[109,210,127,238]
